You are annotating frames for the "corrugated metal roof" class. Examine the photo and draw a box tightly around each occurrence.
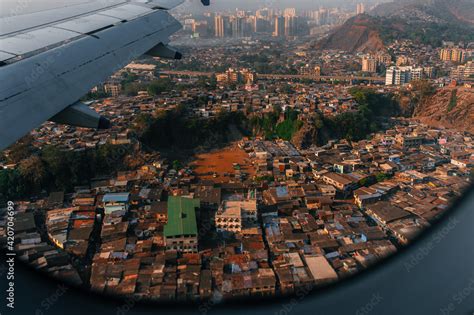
[103,192,130,203]
[276,186,289,198]
[164,196,199,238]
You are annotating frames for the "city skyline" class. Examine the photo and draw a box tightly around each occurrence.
[183,0,390,11]
[0,0,390,17]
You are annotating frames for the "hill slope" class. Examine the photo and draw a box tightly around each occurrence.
[372,0,474,26]
[317,0,474,53]
[315,14,390,53]
[413,88,474,133]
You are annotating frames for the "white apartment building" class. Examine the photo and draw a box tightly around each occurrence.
[215,199,258,233]
[452,61,474,79]
[215,201,242,233]
[385,66,423,86]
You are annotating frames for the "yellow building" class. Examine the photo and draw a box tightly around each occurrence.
[440,48,466,63]
[362,55,377,73]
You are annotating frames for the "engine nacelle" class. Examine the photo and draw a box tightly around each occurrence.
[145,43,182,59]
[49,102,110,129]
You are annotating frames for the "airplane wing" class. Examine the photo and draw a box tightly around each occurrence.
[0,0,209,151]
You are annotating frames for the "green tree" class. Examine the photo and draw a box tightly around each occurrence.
[209,74,218,90]
[280,84,294,94]
[376,173,389,183]
[147,78,174,96]
[275,108,303,140]
[0,169,26,202]
[172,160,181,171]
[7,135,34,164]
[132,113,153,136]
[447,89,458,112]
[18,156,46,193]
[123,82,145,96]
[41,146,73,191]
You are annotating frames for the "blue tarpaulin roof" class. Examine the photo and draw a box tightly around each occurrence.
[103,192,130,203]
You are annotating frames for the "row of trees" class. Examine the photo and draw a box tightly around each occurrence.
[122,76,176,97]
[1,143,133,203]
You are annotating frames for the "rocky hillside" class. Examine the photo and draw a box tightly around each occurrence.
[316,0,474,52]
[356,0,474,47]
[446,0,474,25]
[413,88,474,133]
[315,14,388,53]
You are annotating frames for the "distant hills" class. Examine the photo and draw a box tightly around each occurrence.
[371,0,474,26]
[316,0,474,53]
[315,15,388,53]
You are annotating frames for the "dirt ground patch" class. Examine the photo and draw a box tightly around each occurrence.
[191,143,255,183]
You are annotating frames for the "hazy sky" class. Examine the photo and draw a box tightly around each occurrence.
[186,0,390,11]
[0,0,392,18]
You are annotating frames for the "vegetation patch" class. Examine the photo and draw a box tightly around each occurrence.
[1,138,133,203]
[447,89,458,112]
[321,88,399,142]
[135,105,247,151]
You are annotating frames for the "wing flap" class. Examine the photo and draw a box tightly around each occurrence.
[0,27,81,56]
[0,51,16,63]
[135,0,185,10]
[54,15,122,35]
[0,0,181,38]
[0,1,127,37]
[97,4,153,20]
